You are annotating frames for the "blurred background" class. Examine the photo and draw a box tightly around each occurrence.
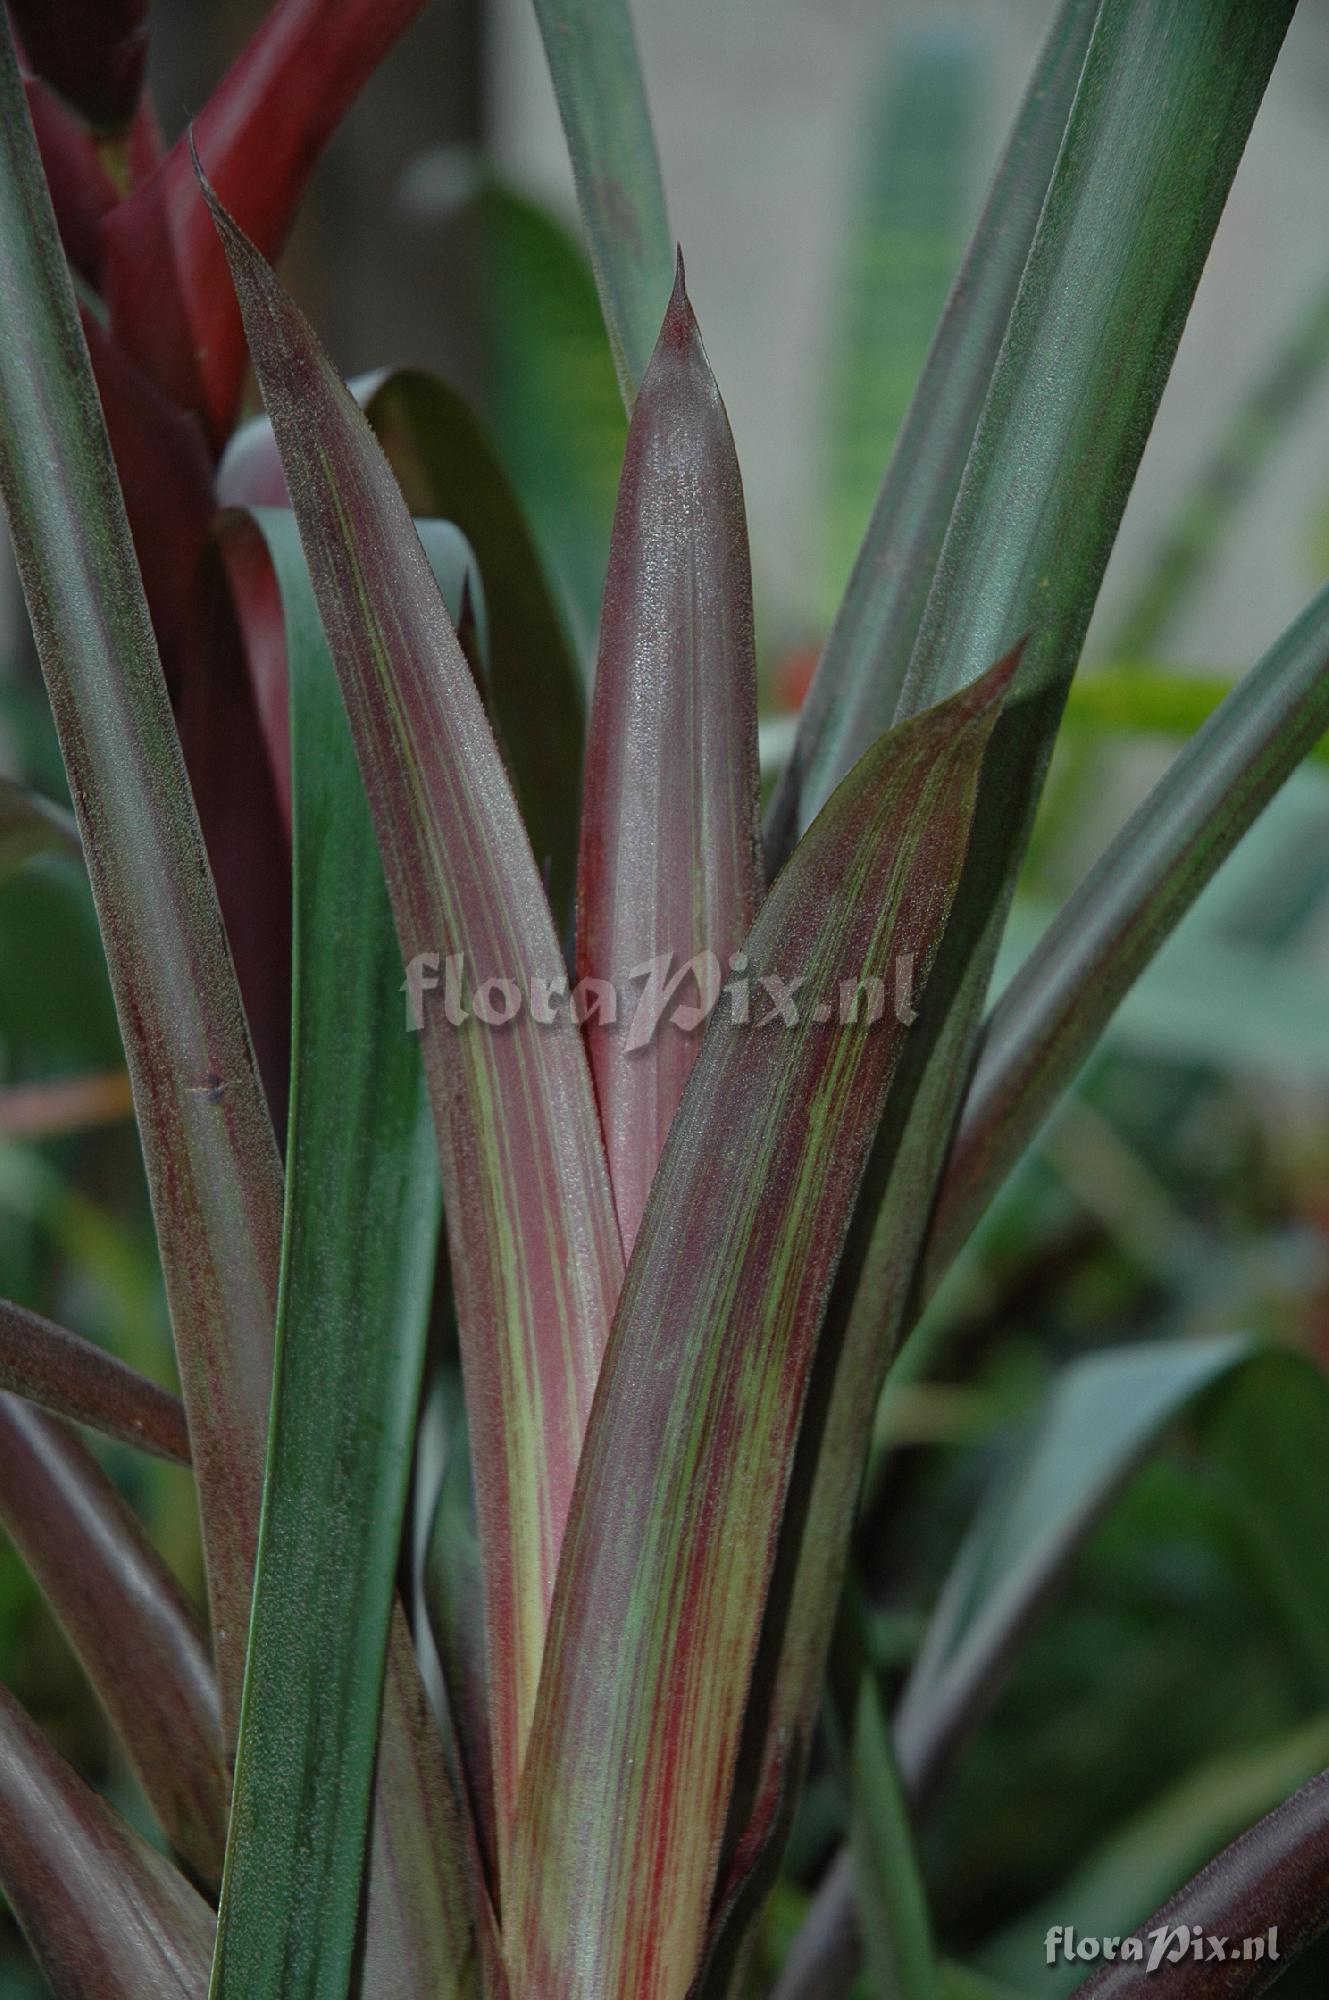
[4,0,1329,1992]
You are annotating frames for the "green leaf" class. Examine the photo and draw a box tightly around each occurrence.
[474,177,626,651]
[828,1599,938,2000]
[0,775,78,881]
[755,3,1296,1904]
[530,0,673,405]
[0,13,283,1729]
[0,1293,188,1462]
[207,179,624,1870]
[0,1682,214,1999]
[930,582,1329,1284]
[1203,1356,1329,1700]
[208,508,475,1998]
[577,263,761,1253]
[0,859,123,1076]
[0,1397,227,1886]
[768,0,1099,863]
[506,651,1014,2000]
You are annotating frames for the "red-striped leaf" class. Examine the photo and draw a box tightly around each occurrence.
[101,0,427,443]
[577,262,761,1254]
[0,1683,213,2000]
[0,1294,189,1462]
[507,649,1015,2000]
[0,12,279,1733]
[206,177,624,1869]
[0,1397,227,1885]
[220,367,587,930]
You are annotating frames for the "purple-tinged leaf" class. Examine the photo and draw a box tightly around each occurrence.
[101,0,428,445]
[206,175,624,1875]
[0,1682,214,1999]
[507,650,1014,2000]
[577,262,761,1254]
[0,1397,227,1885]
[1072,1768,1329,1999]
[220,367,587,930]
[0,1294,189,1463]
[0,11,280,1732]
[9,0,148,134]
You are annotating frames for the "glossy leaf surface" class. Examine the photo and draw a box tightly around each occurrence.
[1071,1768,1329,1999]
[220,368,585,931]
[758,14,1296,1933]
[577,265,761,1253]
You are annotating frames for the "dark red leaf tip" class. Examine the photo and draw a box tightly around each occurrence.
[660,243,696,355]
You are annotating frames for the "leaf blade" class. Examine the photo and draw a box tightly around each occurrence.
[0,773,80,879]
[0,9,281,1731]
[207,179,624,1867]
[208,506,467,1999]
[929,581,1329,1284]
[529,0,673,404]
[767,0,1099,863]
[752,10,1297,1927]
[577,264,761,1253]
[0,1292,189,1462]
[0,1396,228,1886]
[0,1682,214,2000]
[508,651,1014,2000]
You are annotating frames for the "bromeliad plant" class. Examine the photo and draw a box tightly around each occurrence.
[0,0,1328,1996]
